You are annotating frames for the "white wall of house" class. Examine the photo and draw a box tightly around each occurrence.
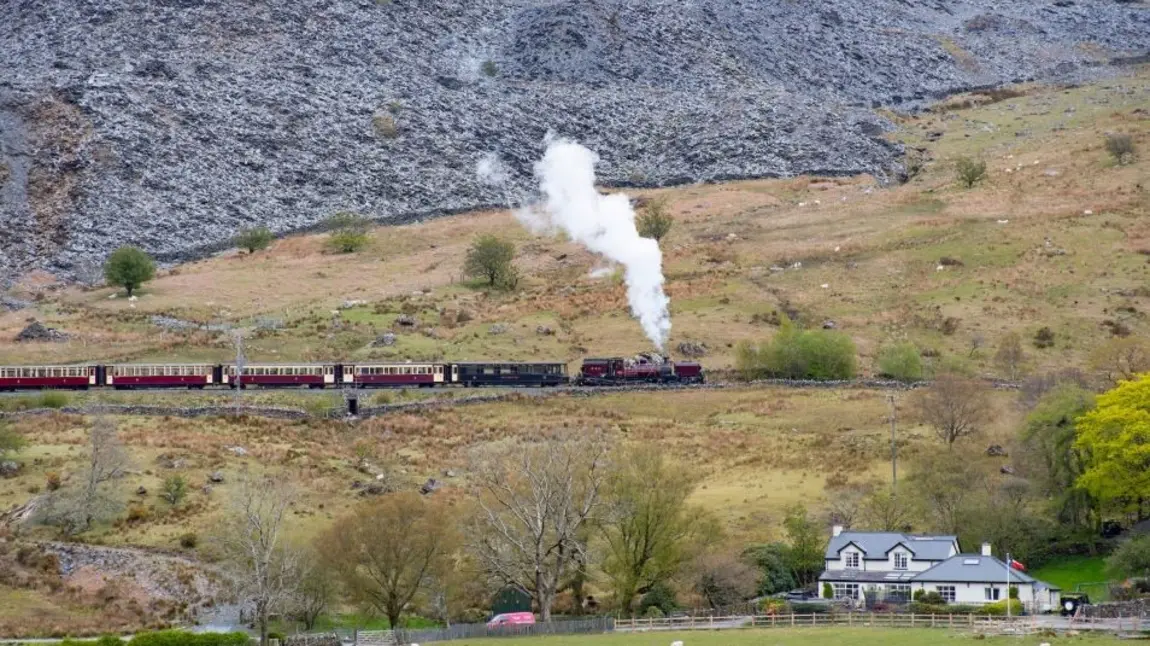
[913,581,1038,605]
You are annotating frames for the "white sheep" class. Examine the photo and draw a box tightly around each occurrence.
[671,641,684,646]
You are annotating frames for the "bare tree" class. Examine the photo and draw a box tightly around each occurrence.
[912,374,993,446]
[218,473,300,646]
[687,551,758,609]
[39,417,130,535]
[1089,337,1150,384]
[860,490,916,532]
[824,482,873,529]
[468,431,609,621]
[323,492,458,630]
[994,332,1027,381]
[293,555,337,631]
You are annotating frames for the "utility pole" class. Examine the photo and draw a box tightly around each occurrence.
[233,332,245,412]
[888,394,898,491]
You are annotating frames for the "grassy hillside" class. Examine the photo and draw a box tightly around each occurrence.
[0,70,1146,636]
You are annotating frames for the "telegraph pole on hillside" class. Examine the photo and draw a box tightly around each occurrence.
[888,394,898,491]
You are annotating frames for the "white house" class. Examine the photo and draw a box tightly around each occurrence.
[818,526,1060,612]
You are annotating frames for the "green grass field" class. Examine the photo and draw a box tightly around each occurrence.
[447,628,1121,646]
[1032,555,1110,594]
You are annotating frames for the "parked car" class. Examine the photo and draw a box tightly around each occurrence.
[487,612,536,628]
[1059,593,1090,616]
[783,589,819,601]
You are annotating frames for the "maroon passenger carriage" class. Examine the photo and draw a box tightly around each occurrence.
[349,363,446,388]
[227,364,342,388]
[106,364,220,389]
[0,365,98,390]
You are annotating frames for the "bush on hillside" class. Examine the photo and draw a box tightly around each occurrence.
[736,317,857,380]
[234,226,275,253]
[877,342,923,382]
[1033,326,1056,349]
[955,157,987,188]
[977,599,1023,616]
[636,198,674,243]
[325,212,371,253]
[464,234,518,290]
[1105,133,1135,165]
[38,391,70,409]
[638,582,678,617]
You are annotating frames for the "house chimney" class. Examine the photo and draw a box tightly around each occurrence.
[981,542,992,557]
[832,525,844,537]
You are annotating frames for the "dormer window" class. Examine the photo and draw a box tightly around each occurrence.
[894,552,909,570]
[844,551,860,569]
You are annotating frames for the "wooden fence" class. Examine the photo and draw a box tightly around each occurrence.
[394,617,614,644]
[614,613,1042,632]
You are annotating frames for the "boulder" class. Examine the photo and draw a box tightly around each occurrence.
[420,478,442,495]
[0,461,21,478]
[208,471,225,483]
[372,333,397,347]
[227,446,248,456]
[15,321,69,342]
[535,325,555,336]
[395,314,417,327]
[986,444,1008,457]
[489,323,508,335]
[443,469,457,478]
[136,486,148,496]
[822,320,837,329]
[0,296,30,312]
[1000,465,1016,475]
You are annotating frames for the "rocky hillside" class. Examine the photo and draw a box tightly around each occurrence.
[1,0,1147,279]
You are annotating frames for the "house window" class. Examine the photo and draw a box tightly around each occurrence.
[938,586,956,603]
[888,584,912,601]
[985,587,1000,601]
[844,551,860,569]
[894,552,909,570]
[832,583,859,600]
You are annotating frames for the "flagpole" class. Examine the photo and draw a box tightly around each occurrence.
[1006,551,1012,619]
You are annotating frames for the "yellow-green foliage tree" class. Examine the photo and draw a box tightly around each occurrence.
[1075,374,1150,513]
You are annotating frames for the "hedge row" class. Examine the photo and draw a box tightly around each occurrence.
[61,631,250,646]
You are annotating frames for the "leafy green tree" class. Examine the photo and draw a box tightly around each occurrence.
[235,226,275,253]
[103,246,156,297]
[1108,535,1150,580]
[782,505,824,588]
[324,212,371,253]
[0,421,25,457]
[955,157,987,188]
[636,198,673,244]
[744,543,796,596]
[878,342,923,382]
[994,332,1027,381]
[1075,374,1150,515]
[464,234,517,289]
[1021,385,1097,528]
[599,446,716,614]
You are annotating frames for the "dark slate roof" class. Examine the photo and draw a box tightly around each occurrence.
[913,555,1038,584]
[825,532,958,560]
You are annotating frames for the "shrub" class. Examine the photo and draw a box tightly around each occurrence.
[1105,133,1135,165]
[178,532,198,549]
[481,60,498,77]
[792,601,833,614]
[464,235,518,290]
[642,605,665,619]
[977,599,1023,616]
[737,317,857,380]
[878,342,923,382]
[917,590,945,605]
[162,475,188,507]
[636,198,673,244]
[1033,326,1056,349]
[0,422,25,457]
[373,113,398,139]
[38,391,69,409]
[234,226,274,253]
[822,582,834,599]
[325,212,371,253]
[103,246,156,297]
[46,471,61,491]
[955,157,987,188]
[638,582,678,616]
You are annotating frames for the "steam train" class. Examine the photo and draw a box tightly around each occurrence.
[0,354,703,391]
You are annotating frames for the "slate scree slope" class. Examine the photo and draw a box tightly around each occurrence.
[1,0,1147,279]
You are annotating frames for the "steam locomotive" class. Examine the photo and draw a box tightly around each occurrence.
[0,355,703,391]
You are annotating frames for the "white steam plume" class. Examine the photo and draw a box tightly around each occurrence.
[500,138,671,350]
